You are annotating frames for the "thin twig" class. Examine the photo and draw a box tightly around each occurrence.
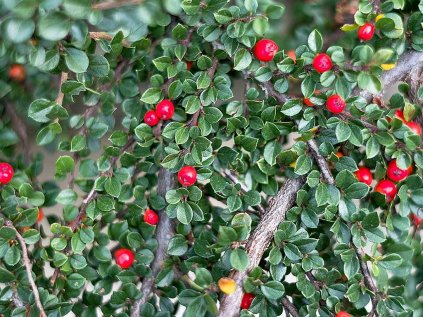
[89,32,131,48]
[282,297,300,317]
[55,72,68,106]
[0,214,47,317]
[92,0,144,10]
[5,103,30,163]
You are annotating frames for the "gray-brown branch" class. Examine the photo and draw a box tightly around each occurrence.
[282,296,300,317]
[217,177,305,317]
[0,215,47,317]
[307,139,379,316]
[130,168,176,317]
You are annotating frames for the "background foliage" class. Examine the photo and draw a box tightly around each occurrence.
[1,0,423,316]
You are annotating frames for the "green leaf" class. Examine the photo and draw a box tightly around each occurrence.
[55,155,75,178]
[37,12,71,41]
[308,29,323,53]
[105,177,122,198]
[230,248,249,271]
[65,48,89,73]
[234,48,252,71]
[260,281,285,300]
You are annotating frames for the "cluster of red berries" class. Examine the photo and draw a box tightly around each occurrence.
[354,159,413,203]
[390,109,422,136]
[0,162,14,184]
[144,99,175,127]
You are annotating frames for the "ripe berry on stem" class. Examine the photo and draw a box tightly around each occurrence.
[312,53,333,73]
[375,180,397,203]
[144,110,159,127]
[326,94,346,113]
[240,293,255,309]
[254,39,278,62]
[387,159,412,182]
[410,213,422,227]
[355,167,373,185]
[114,248,135,269]
[178,166,197,186]
[9,64,26,82]
[336,312,351,317]
[185,61,193,71]
[358,22,375,41]
[0,163,14,184]
[406,121,422,136]
[303,97,314,107]
[144,209,159,225]
[156,99,175,120]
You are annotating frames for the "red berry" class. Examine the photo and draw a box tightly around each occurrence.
[358,22,375,41]
[114,248,135,269]
[387,159,412,182]
[395,110,405,122]
[178,166,197,186]
[375,180,397,203]
[186,61,193,71]
[156,99,175,120]
[144,110,159,127]
[303,98,314,107]
[287,50,296,63]
[406,121,422,136]
[312,53,333,73]
[0,163,14,184]
[355,167,373,186]
[335,152,344,158]
[37,208,44,223]
[254,39,278,62]
[144,209,159,225]
[9,64,26,82]
[240,293,255,309]
[336,312,351,317]
[410,213,422,227]
[326,94,346,114]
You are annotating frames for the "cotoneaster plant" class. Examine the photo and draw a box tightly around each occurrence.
[1,1,423,317]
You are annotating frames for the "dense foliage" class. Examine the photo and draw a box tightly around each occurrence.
[1,0,423,316]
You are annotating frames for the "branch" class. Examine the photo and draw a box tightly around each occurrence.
[306,139,379,316]
[89,32,131,48]
[282,297,300,317]
[5,103,30,163]
[217,177,305,317]
[55,72,68,106]
[0,215,47,317]
[92,0,144,10]
[130,168,176,317]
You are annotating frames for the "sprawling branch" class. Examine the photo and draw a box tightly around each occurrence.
[282,297,300,317]
[217,177,305,317]
[130,168,176,317]
[92,0,144,10]
[0,214,47,317]
[306,139,379,316]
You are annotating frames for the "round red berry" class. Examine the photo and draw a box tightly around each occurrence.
[9,64,26,82]
[144,209,159,225]
[336,312,351,317]
[375,179,397,203]
[410,213,422,227]
[144,110,159,127]
[178,166,197,186]
[156,99,175,120]
[312,53,333,73]
[186,61,193,71]
[114,248,135,269]
[355,167,373,186]
[240,293,255,309]
[395,110,405,122]
[254,39,278,62]
[326,94,346,114]
[358,22,375,41]
[0,163,14,184]
[406,121,422,136]
[387,159,412,182]
[303,98,314,107]
[37,208,44,223]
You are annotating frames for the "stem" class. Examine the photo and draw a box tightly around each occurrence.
[92,0,144,10]
[282,297,300,317]
[1,215,47,317]
[130,168,176,317]
[55,72,68,106]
